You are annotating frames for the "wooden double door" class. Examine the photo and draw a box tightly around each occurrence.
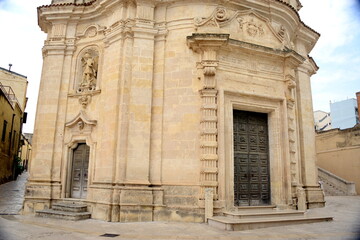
[233,110,270,206]
[70,143,89,199]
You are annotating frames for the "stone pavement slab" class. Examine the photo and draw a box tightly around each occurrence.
[0,196,359,240]
[0,173,359,240]
[0,172,28,215]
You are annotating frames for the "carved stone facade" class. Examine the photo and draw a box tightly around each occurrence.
[24,0,324,222]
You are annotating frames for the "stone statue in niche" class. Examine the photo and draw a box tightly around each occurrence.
[78,49,99,93]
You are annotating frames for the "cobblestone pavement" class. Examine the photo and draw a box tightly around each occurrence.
[0,173,360,240]
[0,172,28,215]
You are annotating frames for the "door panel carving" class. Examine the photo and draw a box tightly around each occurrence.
[233,110,270,206]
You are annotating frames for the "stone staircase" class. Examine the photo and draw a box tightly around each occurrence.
[318,167,357,196]
[208,205,333,231]
[36,201,91,221]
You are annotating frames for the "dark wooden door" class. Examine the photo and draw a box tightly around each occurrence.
[233,110,270,206]
[71,143,89,199]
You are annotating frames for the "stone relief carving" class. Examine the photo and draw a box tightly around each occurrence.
[215,7,227,22]
[78,94,92,109]
[77,49,99,93]
[194,7,285,45]
[65,110,97,132]
[85,26,97,38]
[202,60,218,76]
[278,25,286,39]
[77,24,106,39]
[237,17,264,37]
[77,120,85,130]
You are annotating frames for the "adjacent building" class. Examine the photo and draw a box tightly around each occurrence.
[314,110,331,131]
[315,92,360,195]
[19,133,32,171]
[330,98,359,130]
[24,0,325,222]
[0,67,28,184]
[316,125,360,194]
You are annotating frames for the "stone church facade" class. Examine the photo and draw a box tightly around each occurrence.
[24,0,325,222]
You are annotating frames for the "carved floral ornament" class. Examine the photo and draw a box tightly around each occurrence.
[194,7,285,42]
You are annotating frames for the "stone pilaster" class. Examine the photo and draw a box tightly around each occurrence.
[284,56,303,208]
[187,33,229,200]
[150,20,167,186]
[124,0,156,185]
[24,28,70,213]
[296,61,325,208]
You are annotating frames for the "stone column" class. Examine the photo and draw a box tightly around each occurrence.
[296,62,325,208]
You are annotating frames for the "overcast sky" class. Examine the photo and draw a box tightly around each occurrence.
[0,0,359,133]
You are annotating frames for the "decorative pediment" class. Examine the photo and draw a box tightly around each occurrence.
[194,7,286,49]
[65,110,97,130]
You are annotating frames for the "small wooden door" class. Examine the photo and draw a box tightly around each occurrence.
[70,143,89,199]
[233,110,270,206]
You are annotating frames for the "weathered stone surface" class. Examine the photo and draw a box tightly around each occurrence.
[316,126,360,194]
[318,167,357,196]
[24,0,324,222]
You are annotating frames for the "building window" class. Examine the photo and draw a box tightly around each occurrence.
[1,120,7,142]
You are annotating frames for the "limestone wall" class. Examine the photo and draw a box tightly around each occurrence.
[24,0,324,221]
[316,127,360,194]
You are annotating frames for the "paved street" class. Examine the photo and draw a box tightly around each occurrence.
[0,172,28,215]
[0,173,360,240]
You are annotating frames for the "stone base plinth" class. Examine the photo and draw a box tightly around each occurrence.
[304,186,325,208]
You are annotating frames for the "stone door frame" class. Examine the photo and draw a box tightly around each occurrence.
[69,143,90,199]
[219,90,291,210]
[62,135,96,199]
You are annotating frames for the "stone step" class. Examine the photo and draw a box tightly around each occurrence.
[36,209,91,221]
[232,205,276,212]
[223,210,305,219]
[52,202,88,213]
[208,215,333,231]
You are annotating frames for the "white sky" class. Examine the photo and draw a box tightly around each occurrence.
[0,0,359,133]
